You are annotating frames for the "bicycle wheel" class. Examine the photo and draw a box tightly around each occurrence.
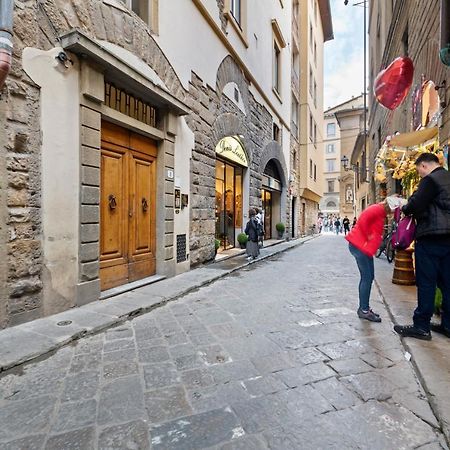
[375,240,386,258]
[386,240,395,263]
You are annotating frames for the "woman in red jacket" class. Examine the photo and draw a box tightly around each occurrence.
[345,197,401,322]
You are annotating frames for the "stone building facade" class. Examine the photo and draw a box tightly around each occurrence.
[368,0,450,201]
[0,0,294,327]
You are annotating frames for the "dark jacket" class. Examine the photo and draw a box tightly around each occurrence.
[245,218,259,242]
[402,167,450,240]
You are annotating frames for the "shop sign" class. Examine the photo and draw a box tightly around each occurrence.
[216,136,248,167]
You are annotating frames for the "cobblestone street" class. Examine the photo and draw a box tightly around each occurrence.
[0,236,447,449]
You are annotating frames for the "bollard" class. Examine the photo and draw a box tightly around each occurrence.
[392,249,416,285]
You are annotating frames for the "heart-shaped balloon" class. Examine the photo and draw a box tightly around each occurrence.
[374,57,414,110]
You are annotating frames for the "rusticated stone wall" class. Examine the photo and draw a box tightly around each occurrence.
[0,0,288,326]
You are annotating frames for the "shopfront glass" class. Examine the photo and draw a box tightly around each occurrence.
[262,189,272,239]
[215,160,243,249]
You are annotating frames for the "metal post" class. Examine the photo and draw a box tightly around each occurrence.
[0,0,14,90]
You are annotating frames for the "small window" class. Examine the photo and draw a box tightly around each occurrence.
[273,123,281,143]
[128,0,159,33]
[326,200,337,208]
[273,40,281,94]
[291,98,299,138]
[309,159,313,178]
[314,164,317,181]
[314,41,317,65]
[326,144,335,154]
[313,122,317,145]
[327,180,335,192]
[313,80,317,107]
[309,113,314,141]
[327,123,336,137]
[309,24,313,49]
[326,159,336,172]
[230,0,242,26]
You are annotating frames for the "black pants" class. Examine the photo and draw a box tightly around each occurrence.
[414,240,450,332]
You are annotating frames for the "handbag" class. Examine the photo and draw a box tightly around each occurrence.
[391,207,416,250]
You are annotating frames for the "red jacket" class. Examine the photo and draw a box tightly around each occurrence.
[345,204,386,257]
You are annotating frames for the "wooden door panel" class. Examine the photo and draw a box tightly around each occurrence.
[100,148,127,263]
[100,121,157,290]
[129,151,156,258]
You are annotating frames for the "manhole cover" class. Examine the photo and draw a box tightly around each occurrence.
[57,320,72,326]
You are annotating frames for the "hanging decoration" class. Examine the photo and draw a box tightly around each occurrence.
[375,128,441,194]
[374,57,414,110]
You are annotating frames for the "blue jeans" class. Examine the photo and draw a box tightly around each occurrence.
[349,243,374,311]
[414,240,450,332]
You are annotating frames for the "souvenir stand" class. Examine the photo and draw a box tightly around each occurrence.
[374,127,444,285]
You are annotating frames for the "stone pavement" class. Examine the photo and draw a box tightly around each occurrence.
[374,255,450,444]
[0,235,448,449]
[0,237,312,373]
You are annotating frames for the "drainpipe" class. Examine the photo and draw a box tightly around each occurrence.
[0,0,14,91]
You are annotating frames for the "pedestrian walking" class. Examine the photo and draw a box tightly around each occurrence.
[394,153,450,340]
[317,217,323,233]
[334,217,341,235]
[245,208,260,260]
[254,207,264,247]
[342,216,350,235]
[346,196,403,322]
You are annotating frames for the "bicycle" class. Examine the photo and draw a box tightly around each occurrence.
[375,221,397,263]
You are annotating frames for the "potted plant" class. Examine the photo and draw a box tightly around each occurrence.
[237,233,248,249]
[214,238,220,255]
[276,222,285,239]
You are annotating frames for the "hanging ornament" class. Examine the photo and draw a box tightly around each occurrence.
[373,57,414,110]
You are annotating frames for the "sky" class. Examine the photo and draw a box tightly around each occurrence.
[324,0,367,111]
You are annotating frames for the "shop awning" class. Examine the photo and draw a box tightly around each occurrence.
[389,127,438,148]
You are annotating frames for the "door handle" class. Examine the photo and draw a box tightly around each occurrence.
[108,194,117,210]
[142,197,149,212]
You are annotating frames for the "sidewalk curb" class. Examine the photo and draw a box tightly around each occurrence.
[0,235,319,374]
[374,278,450,447]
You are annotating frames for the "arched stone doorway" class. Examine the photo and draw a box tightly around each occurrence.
[214,135,249,250]
[259,142,287,240]
[262,159,283,239]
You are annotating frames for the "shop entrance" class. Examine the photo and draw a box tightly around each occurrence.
[215,160,243,249]
[100,122,157,290]
[262,159,282,240]
[261,189,272,239]
[214,135,248,250]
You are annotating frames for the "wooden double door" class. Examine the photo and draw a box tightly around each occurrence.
[100,122,157,290]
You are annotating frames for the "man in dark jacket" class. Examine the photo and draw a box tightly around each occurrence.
[394,153,450,340]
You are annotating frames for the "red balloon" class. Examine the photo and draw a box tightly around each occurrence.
[374,57,414,110]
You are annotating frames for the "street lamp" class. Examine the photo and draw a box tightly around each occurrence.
[340,155,349,171]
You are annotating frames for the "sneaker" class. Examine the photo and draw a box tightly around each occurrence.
[430,323,450,338]
[357,308,382,322]
[393,324,431,341]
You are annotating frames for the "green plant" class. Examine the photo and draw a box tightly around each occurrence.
[275,223,285,233]
[435,288,443,315]
[215,239,220,251]
[237,233,248,245]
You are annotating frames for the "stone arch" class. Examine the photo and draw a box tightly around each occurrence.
[38,0,186,100]
[259,141,288,187]
[210,113,253,164]
[216,55,250,114]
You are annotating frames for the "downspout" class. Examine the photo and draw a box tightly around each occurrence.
[0,0,14,91]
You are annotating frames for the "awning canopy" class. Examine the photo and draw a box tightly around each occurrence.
[389,127,438,148]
